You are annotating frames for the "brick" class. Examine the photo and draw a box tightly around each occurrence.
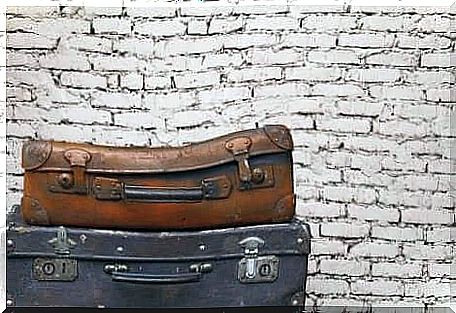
[397,34,451,49]
[232,5,289,15]
[249,49,300,65]
[290,5,344,13]
[7,6,59,17]
[47,107,111,125]
[316,117,370,134]
[40,52,90,71]
[135,21,186,36]
[408,71,455,86]
[37,124,92,142]
[307,278,349,295]
[421,53,453,68]
[288,98,324,115]
[344,136,397,153]
[337,101,384,117]
[91,92,142,109]
[395,103,443,121]
[255,83,310,99]
[295,185,318,201]
[308,50,361,65]
[428,263,453,278]
[295,167,342,184]
[224,34,276,49]
[302,15,357,31]
[180,6,233,17]
[432,115,453,137]
[426,228,452,243]
[429,159,453,174]
[418,15,451,32]
[156,37,223,57]
[320,259,370,276]
[321,222,370,239]
[312,84,364,97]
[402,208,453,225]
[107,74,119,88]
[296,202,344,218]
[346,69,402,83]
[228,67,281,83]
[372,262,422,278]
[7,87,32,102]
[113,38,155,57]
[38,86,81,104]
[91,55,146,72]
[144,92,196,111]
[350,242,399,258]
[93,18,131,34]
[144,75,170,90]
[174,71,219,89]
[246,16,297,31]
[7,33,57,49]
[427,89,454,103]
[188,20,207,35]
[403,244,452,260]
[202,53,243,68]
[366,52,418,66]
[285,67,341,82]
[263,115,314,130]
[6,52,39,68]
[7,18,90,39]
[311,239,346,255]
[282,34,336,48]
[370,86,423,100]
[126,7,176,18]
[348,204,399,222]
[114,111,164,129]
[65,35,112,53]
[198,87,250,105]
[60,72,106,89]
[92,128,150,147]
[338,33,394,48]
[168,110,219,128]
[372,226,423,242]
[352,280,403,296]
[377,120,427,138]
[323,186,376,204]
[405,281,452,298]
[360,15,419,31]
[84,7,123,16]
[121,73,143,90]
[209,17,243,34]
[397,175,440,191]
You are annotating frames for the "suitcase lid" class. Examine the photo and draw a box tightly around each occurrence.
[7,207,310,261]
[21,125,293,174]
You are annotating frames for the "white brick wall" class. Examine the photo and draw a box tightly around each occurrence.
[5,4,455,308]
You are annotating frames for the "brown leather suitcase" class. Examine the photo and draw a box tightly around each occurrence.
[21,125,295,230]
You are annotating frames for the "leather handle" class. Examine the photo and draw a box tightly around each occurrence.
[124,185,204,202]
[109,271,202,284]
[93,176,231,202]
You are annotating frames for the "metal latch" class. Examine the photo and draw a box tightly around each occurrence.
[48,226,77,255]
[238,237,279,283]
[225,136,253,183]
[33,257,78,281]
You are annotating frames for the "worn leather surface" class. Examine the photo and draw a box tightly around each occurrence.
[21,125,295,230]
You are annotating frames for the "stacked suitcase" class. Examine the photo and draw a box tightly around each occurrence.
[7,125,311,309]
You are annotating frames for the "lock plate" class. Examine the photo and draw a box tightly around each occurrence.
[238,255,279,283]
[33,258,78,281]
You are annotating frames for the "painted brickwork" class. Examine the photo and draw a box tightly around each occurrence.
[5,4,455,307]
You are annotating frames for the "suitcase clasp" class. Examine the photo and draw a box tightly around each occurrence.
[225,136,253,183]
[238,237,279,284]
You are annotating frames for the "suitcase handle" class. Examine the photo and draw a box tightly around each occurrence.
[109,271,202,284]
[93,176,232,202]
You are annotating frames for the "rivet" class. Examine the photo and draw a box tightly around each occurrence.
[7,239,14,247]
[6,299,13,306]
[275,138,279,142]
[292,299,299,306]
[199,244,206,251]
[228,143,234,148]
[80,234,87,243]
[116,246,124,253]
[223,184,228,188]
[244,140,249,145]
[297,238,304,244]
[98,305,106,309]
